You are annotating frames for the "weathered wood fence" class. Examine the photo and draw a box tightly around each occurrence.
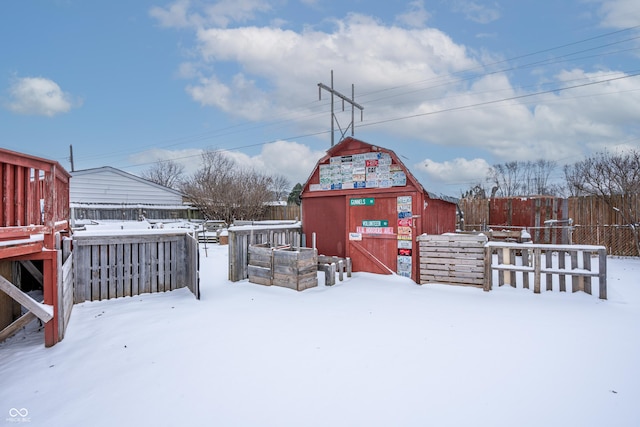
[228,224,302,282]
[418,234,607,299]
[58,238,74,340]
[484,242,607,299]
[263,204,301,221]
[417,234,487,287]
[460,194,640,255]
[73,230,199,302]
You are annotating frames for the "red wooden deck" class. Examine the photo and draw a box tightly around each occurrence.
[0,148,70,346]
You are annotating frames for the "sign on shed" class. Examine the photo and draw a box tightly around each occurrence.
[300,137,458,282]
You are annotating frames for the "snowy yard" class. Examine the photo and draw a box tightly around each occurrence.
[2,238,640,426]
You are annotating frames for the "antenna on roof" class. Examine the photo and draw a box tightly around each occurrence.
[318,70,364,146]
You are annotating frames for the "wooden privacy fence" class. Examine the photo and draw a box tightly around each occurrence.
[484,242,607,299]
[418,234,607,299]
[263,204,301,221]
[73,230,199,302]
[417,234,487,287]
[228,224,302,282]
[461,194,640,256]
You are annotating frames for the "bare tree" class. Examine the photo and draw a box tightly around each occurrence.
[235,169,274,220]
[564,149,640,255]
[489,161,523,197]
[270,174,291,202]
[181,150,235,223]
[522,159,557,195]
[141,159,185,189]
[180,150,277,224]
[460,183,487,199]
[488,160,560,197]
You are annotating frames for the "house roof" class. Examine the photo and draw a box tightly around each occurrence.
[69,166,185,206]
[71,166,183,197]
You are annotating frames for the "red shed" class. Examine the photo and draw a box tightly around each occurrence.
[301,137,457,282]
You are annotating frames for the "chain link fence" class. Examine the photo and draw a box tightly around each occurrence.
[462,223,638,256]
[572,225,638,256]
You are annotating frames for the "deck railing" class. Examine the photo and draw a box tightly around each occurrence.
[0,147,71,249]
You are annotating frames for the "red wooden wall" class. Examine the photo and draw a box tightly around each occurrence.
[301,137,457,282]
[488,197,564,228]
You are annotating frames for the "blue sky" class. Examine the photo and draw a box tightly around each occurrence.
[1,0,639,196]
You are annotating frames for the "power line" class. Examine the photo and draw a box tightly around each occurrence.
[115,70,640,173]
[357,25,640,100]
[356,72,640,129]
[73,25,640,169]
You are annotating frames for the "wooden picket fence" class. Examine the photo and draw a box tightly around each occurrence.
[484,242,607,299]
[418,233,607,299]
[73,230,199,302]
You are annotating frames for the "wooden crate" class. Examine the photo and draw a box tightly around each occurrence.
[247,244,273,286]
[248,245,318,291]
[417,233,487,287]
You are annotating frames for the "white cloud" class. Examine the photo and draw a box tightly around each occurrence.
[150,0,271,29]
[450,1,501,24]
[225,140,326,185]
[152,2,640,175]
[149,0,195,28]
[129,148,205,175]
[202,0,272,28]
[395,0,430,28]
[186,13,476,122]
[6,76,77,117]
[596,0,640,28]
[175,62,201,79]
[131,141,325,187]
[415,157,491,185]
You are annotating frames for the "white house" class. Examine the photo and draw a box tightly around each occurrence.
[70,166,198,223]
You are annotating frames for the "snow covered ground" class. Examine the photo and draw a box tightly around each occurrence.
[1,225,640,426]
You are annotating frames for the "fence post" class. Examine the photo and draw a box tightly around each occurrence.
[598,248,607,300]
[545,251,553,291]
[483,245,492,292]
[533,248,541,294]
[583,251,592,295]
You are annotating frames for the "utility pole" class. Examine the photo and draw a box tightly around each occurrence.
[69,144,75,172]
[318,70,364,146]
